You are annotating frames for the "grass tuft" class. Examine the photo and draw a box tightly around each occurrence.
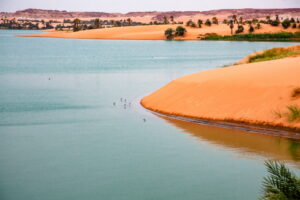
[287,105,300,122]
[273,110,283,118]
[248,48,300,63]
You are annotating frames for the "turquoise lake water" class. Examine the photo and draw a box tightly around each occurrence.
[0,30,299,200]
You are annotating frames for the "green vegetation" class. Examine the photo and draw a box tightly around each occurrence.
[212,17,218,25]
[164,28,174,40]
[282,19,291,29]
[164,26,187,40]
[186,20,196,27]
[255,23,261,29]
[273,110,283,119]
[163,16,169,24]
[94,18,100,28]
[205,19,212,26]
[287,105,300,122]
[292,23,297,28]
[273,103,300,122]
[248,47,300,63]
[235,25,244,34]
[249,25,254,33]
[197,19,203,28]
[229,20,234,35]
[175,26,186,36]
[202,32,300,42]
[73,18,81,32]
[270,20,280,26]
[261,160,300,200]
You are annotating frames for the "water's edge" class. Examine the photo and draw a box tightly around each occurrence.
[141,101,300,140]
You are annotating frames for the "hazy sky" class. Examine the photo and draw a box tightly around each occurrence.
[0,0,299,13]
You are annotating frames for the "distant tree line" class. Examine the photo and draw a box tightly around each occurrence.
[0,18,55,30]
[182,15,300,35]
[72,18,145,32]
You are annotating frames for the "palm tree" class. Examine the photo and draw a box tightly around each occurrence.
[127,18,132,25]
[266,16,271,24]
[249,25,254,33]
[261,160,300,200]
[164,28,174,40]
[232,15,237,24]
[73,18,81,32]
[239,16,243,24]
[163,16,169,24]
[229,20,234,35]
[205,19,211,26]
[212,17,218,24]
[94,18,100,28]
[197,19,203,28]
[170,16,174,24]
[255,23,261,29]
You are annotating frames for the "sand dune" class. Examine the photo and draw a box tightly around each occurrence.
[141,53,300,131]
[19,24,298,40]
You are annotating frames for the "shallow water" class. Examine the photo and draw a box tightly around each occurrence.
[0,30,299,200]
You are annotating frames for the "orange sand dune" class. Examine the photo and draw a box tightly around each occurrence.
[19,24,298,40]
[141,56,300,131]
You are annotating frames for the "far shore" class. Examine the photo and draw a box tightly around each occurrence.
[17,24,299,40]
[141,45,300,134]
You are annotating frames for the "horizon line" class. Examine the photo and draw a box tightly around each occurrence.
[1,7,300,14]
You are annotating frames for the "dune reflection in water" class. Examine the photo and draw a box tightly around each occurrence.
[159,116,300,167]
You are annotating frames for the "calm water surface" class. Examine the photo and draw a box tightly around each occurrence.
[0,30,299,200]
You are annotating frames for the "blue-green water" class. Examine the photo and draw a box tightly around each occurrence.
[0,30,299,200]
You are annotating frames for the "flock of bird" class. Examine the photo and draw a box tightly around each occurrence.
[113,98,146,122]
[48,77,147,122]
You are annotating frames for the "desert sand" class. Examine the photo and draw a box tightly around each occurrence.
[141,53,300,131]
[19,24,298,40]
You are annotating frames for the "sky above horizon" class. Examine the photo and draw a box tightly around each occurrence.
[0,0,299,13]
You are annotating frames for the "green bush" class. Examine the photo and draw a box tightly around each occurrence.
[270,20,280,26]
[255,23,261,29]
[164,28,174,40]
[205,19,211,26]
[212,17,218,24]
[282,19,291,29]
[235,25,244,34]
[249,25,254,33]
[175,26,186,36]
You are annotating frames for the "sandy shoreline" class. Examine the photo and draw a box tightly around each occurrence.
[141,50,300,133]
[18,24,298,40]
